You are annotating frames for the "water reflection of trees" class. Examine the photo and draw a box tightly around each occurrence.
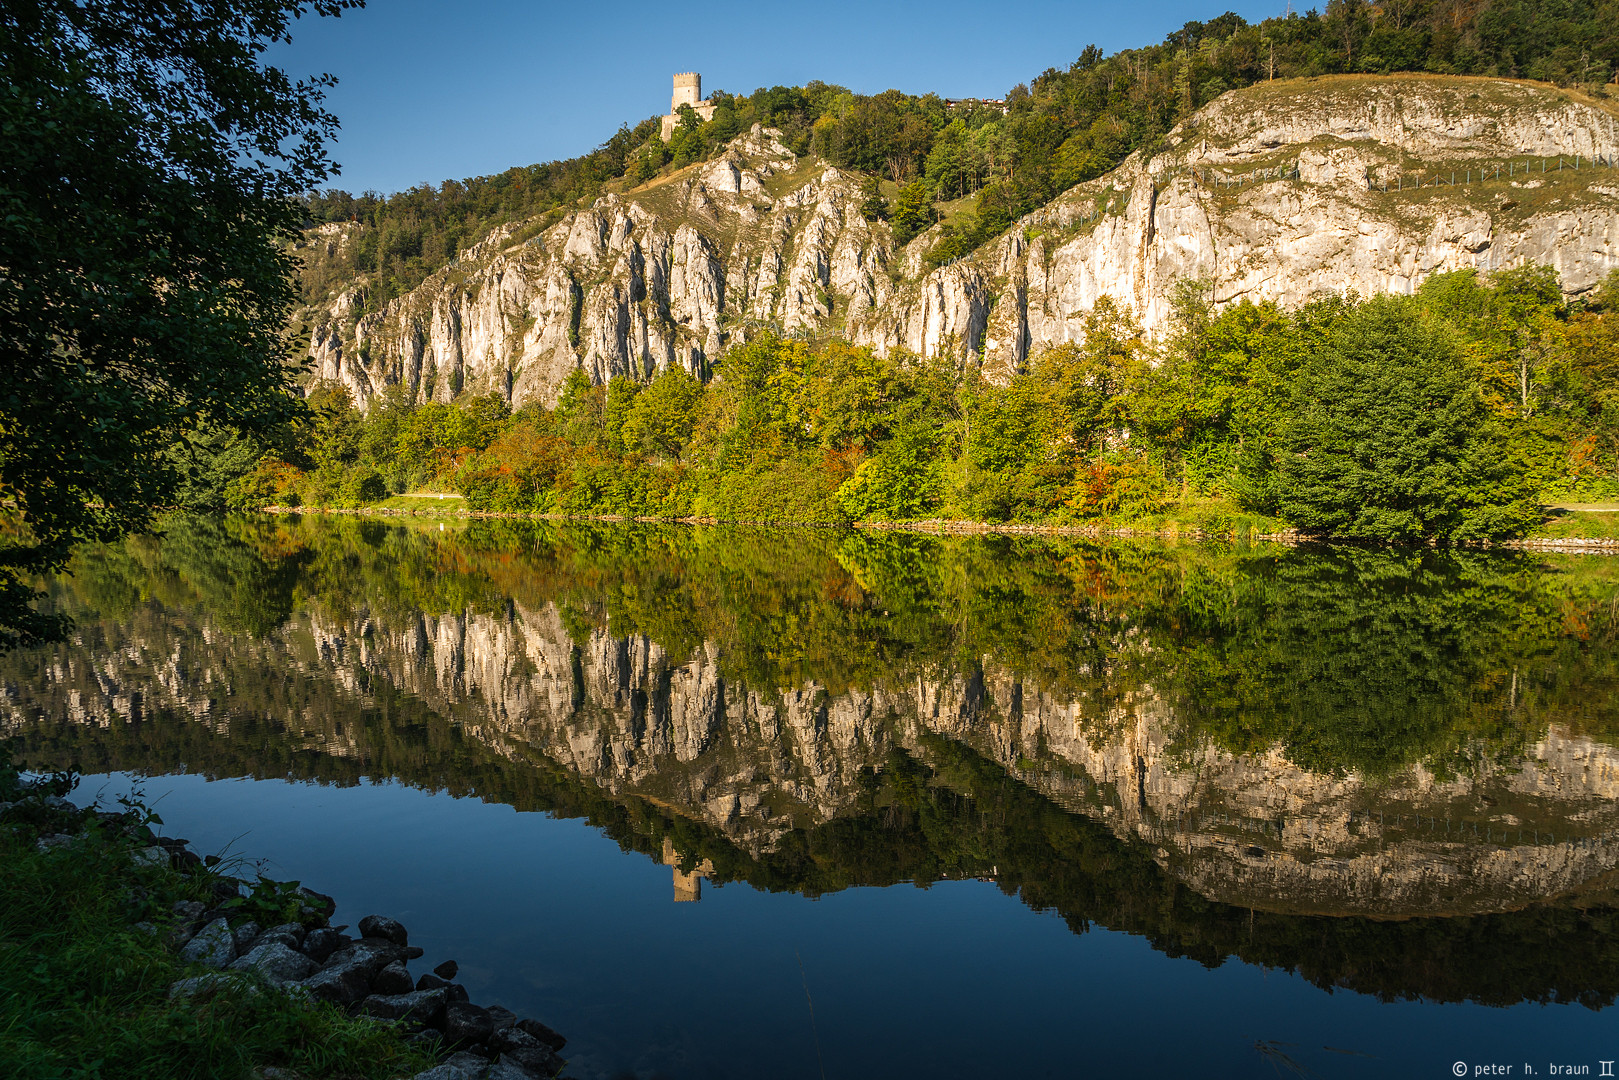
[51,513,1619,775]
[11,514,1619,1006]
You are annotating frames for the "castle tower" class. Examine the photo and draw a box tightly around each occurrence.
[660,73,717,141]
[671,73,702,113]
[661,836,713,902]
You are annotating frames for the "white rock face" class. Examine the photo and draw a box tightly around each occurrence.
[303,78,1619,406]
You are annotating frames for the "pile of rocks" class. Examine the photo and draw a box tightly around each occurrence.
[155,843,568,1080]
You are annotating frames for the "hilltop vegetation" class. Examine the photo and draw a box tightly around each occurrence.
[298,0,1619,309]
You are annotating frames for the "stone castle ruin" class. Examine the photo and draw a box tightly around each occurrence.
[659,72,715,140]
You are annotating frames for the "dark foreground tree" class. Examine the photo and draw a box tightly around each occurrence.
[0,0,357,647]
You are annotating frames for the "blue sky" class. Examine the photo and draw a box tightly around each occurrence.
[273,0,1282,196]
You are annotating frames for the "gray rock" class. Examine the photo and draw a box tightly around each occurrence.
[488,1029,564,1077]
[415,972,453,991]
[372,960,414,995]
[300,926,344,964]
[490,1028,540,1054]
[485,1005,517,1032]
[515,1018,566,1052]
[34,833,74,853]
[171,899,206,924]
[409,1051,488,1080]
[299,963,372,1005]
[230,942,318,987]
[180,918,236,968]
[358,987,447,1025]
[249,923,304,952]
[433,959,459,979]
[323,938,406,978]
[491,1027,534,1051]
[267,921,306,945]
[443,1001,493,1045]
[130,844,169,868]
[489,1054,552,1080]
[231,921,261,953]
[296,886,336,922]
[357,913,408,946]
[132,921,157,937]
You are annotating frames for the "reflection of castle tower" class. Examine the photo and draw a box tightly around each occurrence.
[661,836,714,902]
[660,72,716,140]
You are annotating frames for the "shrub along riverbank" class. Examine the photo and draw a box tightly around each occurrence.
[0,748,567,1080]
[225,267,1619,543]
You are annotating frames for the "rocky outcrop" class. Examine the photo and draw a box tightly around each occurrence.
[301,77,1619,406]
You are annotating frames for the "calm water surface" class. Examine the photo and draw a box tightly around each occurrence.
[7,516,1619,1079]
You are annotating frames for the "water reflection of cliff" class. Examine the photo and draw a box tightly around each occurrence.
[6,515,1619,1005]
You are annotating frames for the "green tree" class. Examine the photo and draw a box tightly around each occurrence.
[0,0,355,647]
[889,182,934,247]
[623,368,703,460]
[443,394,512,455]
[1262,297,1538,540]
[603,378,642,456]
[835,418,944,520]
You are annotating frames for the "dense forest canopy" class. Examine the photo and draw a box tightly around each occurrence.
[297,0,1619,308]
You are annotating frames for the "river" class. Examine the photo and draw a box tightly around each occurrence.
[5,514,1619,1078]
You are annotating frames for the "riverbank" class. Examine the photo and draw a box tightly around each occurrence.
[0,756,569,1080]
[252,504,1619,552]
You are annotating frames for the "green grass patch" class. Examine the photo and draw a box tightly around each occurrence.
[373,494,468,513]
[1530,508,1619,540]
[1119,496,1292,539]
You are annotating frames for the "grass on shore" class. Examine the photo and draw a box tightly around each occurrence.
[1105,497,1291,539]
[1529,509,1619,540]
[0,758,434,1080]
[373,493,467,512]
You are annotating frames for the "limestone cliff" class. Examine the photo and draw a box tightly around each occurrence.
[300,76,1619,408]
